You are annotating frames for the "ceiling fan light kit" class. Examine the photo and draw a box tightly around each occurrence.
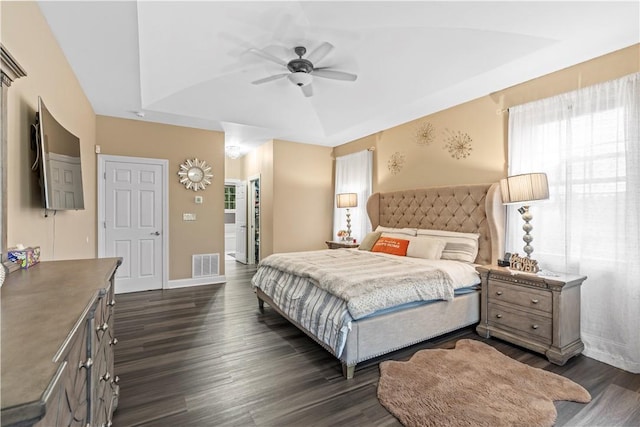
[288,72,312,87]
[250,43,357,97]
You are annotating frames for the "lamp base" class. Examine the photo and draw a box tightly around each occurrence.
[519,205,534,258]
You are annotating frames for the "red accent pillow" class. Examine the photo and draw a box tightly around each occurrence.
[371,237,410,256]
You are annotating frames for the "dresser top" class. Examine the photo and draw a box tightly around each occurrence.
[476,265,587,288]
[1,258,121,421]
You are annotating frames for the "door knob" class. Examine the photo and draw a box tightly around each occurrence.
[150,231,160,236]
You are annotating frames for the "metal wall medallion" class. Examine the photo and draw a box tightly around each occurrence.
[387,152,406,175]
[443,129,473,159]
[415,122,435,146]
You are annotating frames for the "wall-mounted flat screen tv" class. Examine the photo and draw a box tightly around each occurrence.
[32,96,85,210]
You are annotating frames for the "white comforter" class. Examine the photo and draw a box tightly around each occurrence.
[258,249,480,320]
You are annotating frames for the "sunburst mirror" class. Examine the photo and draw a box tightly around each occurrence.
[178,158,213,191]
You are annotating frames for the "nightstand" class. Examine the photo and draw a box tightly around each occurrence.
[476,265,586,365]
[325,240,359,249]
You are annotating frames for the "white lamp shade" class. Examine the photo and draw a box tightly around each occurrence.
[336,193,358,208]
[500,173,549,205]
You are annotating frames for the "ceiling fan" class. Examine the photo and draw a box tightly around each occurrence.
[250,42,357,97]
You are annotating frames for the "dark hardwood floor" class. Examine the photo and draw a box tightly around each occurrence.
[112,261,640,426]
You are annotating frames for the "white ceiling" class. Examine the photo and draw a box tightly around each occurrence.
[37,1,639,155]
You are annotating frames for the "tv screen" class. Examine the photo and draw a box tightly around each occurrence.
[33,96,85,210]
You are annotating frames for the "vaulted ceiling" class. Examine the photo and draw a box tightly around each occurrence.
[38,1,640,155]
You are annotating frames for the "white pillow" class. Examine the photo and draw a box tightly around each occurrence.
[406,237,447,260]
[375,226,417,237]
[416,229,480,263]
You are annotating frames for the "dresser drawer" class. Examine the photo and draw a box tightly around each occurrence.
[488,280,552,313]
[488,303,552,343]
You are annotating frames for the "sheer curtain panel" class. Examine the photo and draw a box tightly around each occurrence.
[333,150,373,242]
[507,72,640,373]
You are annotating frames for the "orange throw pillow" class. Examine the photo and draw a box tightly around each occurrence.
[371,237,410,256]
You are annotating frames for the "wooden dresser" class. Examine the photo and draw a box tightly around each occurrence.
[476,265,586,365]
[1,258,121,427]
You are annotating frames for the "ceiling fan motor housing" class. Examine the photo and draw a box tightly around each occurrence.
[287,58,313,75]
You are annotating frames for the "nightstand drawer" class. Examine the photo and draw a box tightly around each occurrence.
[488,281,552,313]
[488,303,552,342]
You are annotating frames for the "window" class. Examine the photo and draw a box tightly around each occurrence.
[507,72,640,373]
[224,184,236,211]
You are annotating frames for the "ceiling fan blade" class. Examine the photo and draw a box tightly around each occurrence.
[311,69,358,82]
[248,48,288,67]
[301,84,313,97]
[306,42,334,64]
[251,74,289,85]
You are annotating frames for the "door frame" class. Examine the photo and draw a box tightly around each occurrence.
[248,174,260,265]
[97,154,169,289]
[233,179,248,264]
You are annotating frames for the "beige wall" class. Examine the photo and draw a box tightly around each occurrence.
[224,156,244,180]
[272,139,333,253]
[334,44,640,193]
[96,116,225,279]
[2,1,97,261]
[243,140,274,257]
[239,139,333,258]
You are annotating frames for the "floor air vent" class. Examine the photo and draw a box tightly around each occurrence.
[192,253,219,278]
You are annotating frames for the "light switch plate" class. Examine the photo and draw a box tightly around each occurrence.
[183,213,196,221]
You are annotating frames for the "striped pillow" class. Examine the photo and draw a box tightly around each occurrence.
[375,226,417,240]
[416,229,480,263]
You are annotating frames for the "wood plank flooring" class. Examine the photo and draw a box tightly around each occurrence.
[112,261,640,426]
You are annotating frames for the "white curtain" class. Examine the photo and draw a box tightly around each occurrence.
[507,72,640,373]
[333,150,373,242]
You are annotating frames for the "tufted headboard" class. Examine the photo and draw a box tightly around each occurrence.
[366,183,505,266]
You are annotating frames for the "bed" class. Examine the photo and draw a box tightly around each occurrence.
[253,183,504,378]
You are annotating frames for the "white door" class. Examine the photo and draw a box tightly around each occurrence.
[99,156,167,294]
[235,181,247,264]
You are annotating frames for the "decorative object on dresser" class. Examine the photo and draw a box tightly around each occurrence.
[500,172,549,268]
[336,192,357,241]
[476,265,587,365]
[1,258,122,427]
[377,339,591,427]
[325,240,359,250]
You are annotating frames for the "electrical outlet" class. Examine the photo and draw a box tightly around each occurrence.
[183,213,196,221]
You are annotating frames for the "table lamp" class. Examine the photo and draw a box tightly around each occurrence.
[336,193,358,241]
[500,173,549,259]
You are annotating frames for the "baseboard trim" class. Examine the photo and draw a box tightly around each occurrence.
[166,275,226,289]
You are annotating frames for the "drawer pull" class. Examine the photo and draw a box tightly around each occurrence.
[97,322,109,332]
[79,358,93,370]
[531,299,539,304]
[495,314,503,319]
[532,324,539,330]
[110,337,119,346]
[112,375,120,385]
[496,291,503,296]
[108,299,116,307]
[101,372,111,382]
